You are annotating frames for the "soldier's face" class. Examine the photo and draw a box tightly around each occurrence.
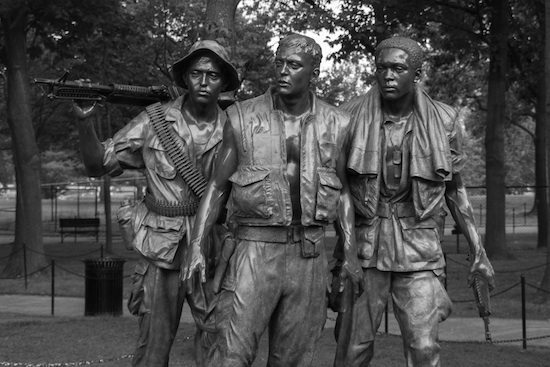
[274,47,319,97]
[375,48,420,101]
[185,55,224,106]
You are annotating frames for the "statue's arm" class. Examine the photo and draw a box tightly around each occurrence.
[182,120,238,282]
[335,151,365,296]
[74,104,108,177]
[445,173,495,289]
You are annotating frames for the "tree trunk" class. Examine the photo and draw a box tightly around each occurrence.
[535,75,548,249]
[1,4,47,276]
[484,0,511,259]
[536,0,550,303]
[103,107,113,255]
[203,0,241,56]
[203,0,241,102]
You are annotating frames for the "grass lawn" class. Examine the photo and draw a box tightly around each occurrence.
[1,317,548,367]
[0,231,549,366]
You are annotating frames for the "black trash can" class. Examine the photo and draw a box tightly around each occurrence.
[83,257,126,316]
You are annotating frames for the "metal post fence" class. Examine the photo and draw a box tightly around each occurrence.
[23,243,28,289]
[384,303,389,334]
[521,274,526,349]
[512,208,516,234]
[51,259,55,316]
[479,203,483,226]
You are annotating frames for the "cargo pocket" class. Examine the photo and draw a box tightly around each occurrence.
[229,167,273,218]
[301,226,324,258]
[401,217,442,263]
[315,168,343,222]
[136,215,184,264]
[127,260,149,316]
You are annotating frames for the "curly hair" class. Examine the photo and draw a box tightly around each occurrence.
[277,33,323,69]
[375,36,424,69]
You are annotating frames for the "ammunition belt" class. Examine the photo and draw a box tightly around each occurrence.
[144,194,199,217]
[146,102,207,198]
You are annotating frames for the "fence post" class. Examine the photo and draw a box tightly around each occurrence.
[94,184,99,218]
[479,204,483,226]
[521,274,526,349]
[77,184,81,217]
[51,259,55,316]
[54,192,58,232]
[23,243,28,290]
[512,208,516,235]
[50,185,54,221]
[384,303,388,334]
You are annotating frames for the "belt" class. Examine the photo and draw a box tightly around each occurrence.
[144,194,199,217]
[376,201,415,219]
[235,225,323,244]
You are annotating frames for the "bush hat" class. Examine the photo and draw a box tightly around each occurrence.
[171,40,240,92]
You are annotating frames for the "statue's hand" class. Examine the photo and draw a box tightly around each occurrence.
[71,79,97,119]
[468,250,495,291]
[73,100,98,119]
[339,256,365,297]
[180,238,206,285]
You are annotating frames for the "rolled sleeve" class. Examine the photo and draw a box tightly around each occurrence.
[102,112,149,176]
[448,118,467,174]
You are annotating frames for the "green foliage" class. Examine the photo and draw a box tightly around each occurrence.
[40,150,84,185]
[0,150,14,187]
[315,57,372,106]
[0,0,543,187]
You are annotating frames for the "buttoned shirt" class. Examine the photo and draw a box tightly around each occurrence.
[342,85,466,272]
[102,95,225,268]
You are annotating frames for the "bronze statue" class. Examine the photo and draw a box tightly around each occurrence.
[332,36,495,367]
[182,33,364,366]
[73,40,240,367]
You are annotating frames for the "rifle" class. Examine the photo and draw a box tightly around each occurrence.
[33,71,184,106]
[212,234,236,294]
[469,255,492,342]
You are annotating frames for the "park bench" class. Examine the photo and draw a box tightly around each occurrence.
[59,217,100,243]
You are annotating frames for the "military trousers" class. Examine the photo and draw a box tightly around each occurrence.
[129,259,215,367]
[209,234,328,367]
[334,268,452,367]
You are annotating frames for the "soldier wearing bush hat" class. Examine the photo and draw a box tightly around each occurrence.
[72,39,239,367]
[171,39,240,92]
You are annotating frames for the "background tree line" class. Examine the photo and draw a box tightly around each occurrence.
[0,0,548,301]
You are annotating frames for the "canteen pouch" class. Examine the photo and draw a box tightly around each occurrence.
[300,227,323,258]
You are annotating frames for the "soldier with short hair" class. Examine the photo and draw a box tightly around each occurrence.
[332,36,495,367]
[182,33,364,367]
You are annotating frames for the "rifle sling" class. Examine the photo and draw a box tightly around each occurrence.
[145,102,207,198]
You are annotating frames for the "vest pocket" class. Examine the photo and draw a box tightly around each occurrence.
[315,168,343,222]
[229,167,273,218]
[400,217,442,263]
